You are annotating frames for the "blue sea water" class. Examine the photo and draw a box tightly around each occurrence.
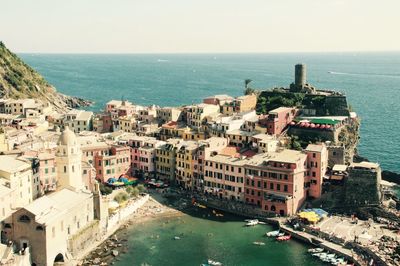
[20,53,400,172]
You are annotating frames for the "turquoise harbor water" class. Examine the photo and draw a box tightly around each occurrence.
[20,53,400,173]
[114,212,322,266]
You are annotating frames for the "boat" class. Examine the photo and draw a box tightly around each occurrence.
[308,248,324,253]
[311,252,325,257]
[258,221,266,225]
[195,203,207,209]
[245,219,259,226]
[174,236,181,240]
[276,234,291,241]
[266,230,280,237]
[253,241,266,246]
[207,259,222,266]
[277,233,285,237]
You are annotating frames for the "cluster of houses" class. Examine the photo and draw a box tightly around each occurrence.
[0,66,383,265]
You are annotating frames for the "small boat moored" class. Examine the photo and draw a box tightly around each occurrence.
[207,259,222,266]
[308,247,324,253]
[276,234,291,241]
[253,241,266,246]
[245,219,259,226]
[266,230,280,237]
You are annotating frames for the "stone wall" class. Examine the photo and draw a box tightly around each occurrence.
[344,167,382,207]
[67,220,101,258]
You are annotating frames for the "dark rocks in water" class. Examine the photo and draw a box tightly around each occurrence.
[382,170,400,185]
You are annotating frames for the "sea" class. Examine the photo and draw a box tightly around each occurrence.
[20,53,400,173]
[19,53,400,265]
[112,210,323,266]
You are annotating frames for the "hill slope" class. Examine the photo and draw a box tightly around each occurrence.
[0,41,91,112]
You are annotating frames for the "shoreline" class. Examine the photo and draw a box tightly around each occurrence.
[79,194,185,266]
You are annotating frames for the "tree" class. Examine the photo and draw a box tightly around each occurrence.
[136,184,146,194]
[126,186,139,198]
[244,79,255,95]
[114,191,129,203]
[99,183,112,195]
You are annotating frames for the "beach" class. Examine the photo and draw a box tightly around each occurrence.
[79,192,186,266]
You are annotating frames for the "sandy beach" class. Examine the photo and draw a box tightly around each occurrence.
[80,192,186,266]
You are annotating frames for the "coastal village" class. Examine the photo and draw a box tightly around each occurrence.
[0,62,399,266]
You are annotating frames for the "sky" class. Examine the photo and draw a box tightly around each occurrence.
[1,0,400,53]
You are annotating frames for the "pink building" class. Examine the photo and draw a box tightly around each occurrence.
[266,107,297,135]
[244,150,308,216]
[94,145,132,183]
[37,152,57,193]
[126,136,164,177]
[305,143,328,198]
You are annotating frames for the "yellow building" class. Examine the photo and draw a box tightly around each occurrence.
[222,94,257,115]
[155,138,181,181]
[175,140,198,189]
[118,116,136,133]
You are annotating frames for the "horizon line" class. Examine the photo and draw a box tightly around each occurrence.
[16,50,400,55]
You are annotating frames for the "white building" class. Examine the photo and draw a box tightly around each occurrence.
[64,109,93,133]
[0,155,34,208]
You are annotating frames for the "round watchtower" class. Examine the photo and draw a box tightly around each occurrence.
[295,64,306,87]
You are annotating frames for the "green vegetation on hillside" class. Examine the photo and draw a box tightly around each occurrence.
[0,41,54,99]
[0,41,91,112]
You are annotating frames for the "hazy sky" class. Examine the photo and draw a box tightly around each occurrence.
[2,0,400,53]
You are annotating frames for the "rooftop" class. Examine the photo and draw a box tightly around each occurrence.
[246,149,306,166]
[0,155,31,173]
[24,188,92,225]
[305,143,325,153]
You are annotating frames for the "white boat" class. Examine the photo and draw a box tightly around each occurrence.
[253,241,266,246]
[266,230,280,237]
[311,252,325,257]
[258,221,266,225]
[174,236,181,240]
[207,259,222,266]
[277,233,285,237]
[245,219,259,226]
[308,248,324,253]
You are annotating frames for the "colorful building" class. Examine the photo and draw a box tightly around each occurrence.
[94,145,132,183]
[266,107,297,135]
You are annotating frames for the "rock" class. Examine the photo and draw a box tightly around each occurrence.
[117,243,122,247]
[93,258,101,264]
[112,250,119,257]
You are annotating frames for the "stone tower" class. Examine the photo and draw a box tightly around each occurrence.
[55,126,84,190]
[295,63,306,88]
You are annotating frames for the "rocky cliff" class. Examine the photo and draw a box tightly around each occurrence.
[0,41,91,113]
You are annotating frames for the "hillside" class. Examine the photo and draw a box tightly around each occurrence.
[0,41,91,112]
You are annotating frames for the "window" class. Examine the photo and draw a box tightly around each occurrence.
[284,185,288,192]
[45,168,48,174]
[270,183,274,190]
[313,153,316,158]
[36,225,44,231]
[19,215,31,223]
[277,184,281,191]
[312,172,316,177]
[64,166,67,173]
